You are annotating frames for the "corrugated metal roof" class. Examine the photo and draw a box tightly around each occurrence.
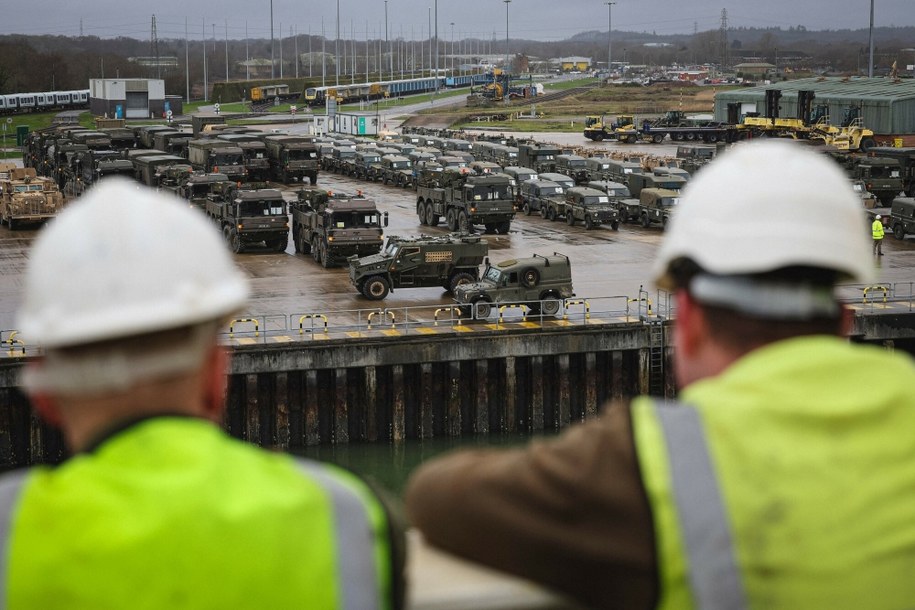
[718,76,915,102]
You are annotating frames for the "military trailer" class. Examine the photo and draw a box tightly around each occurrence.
[564,186,620,230]
[177,172,230,209]
[617,187,679,229]
[263,135,319,184]
[889,197,915,240]
[453,253,574,319]
[416,169,515,234]
[187,139,247,182]
[290,187,388,268]
[348,233,488,300]
[132,154,192,187]
[0,167,65,229]
[518,179,565,216]
[204,184,289,253]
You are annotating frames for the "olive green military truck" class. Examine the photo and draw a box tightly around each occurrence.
[204,183,289,253]
[416,168,515,234]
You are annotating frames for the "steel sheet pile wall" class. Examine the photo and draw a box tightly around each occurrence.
[0,322,672,469]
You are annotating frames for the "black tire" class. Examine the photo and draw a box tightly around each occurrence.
[541,295,561,317]
[685,132,696,141]
[362,276,390,300]
[547,207,556,221]
[320,241,331,268]
[610,220,620,231]
[473,298,492,319]
[593,133,604,142]
[417,201,428,225]
[274,238,288,253]
[540,206,547,219]
[311,237,320,262]
[707,133,719,143]
[523,202,532,216]
[894,223,906,240]
[662,216,669,230]
[426,202,439,226]
[448,271,475,294]
[585,215,594,230]
[484,223,497,234]
[447,208,458,231]
[497,221,511,234]
[640,214,650,228]
[566,213,575,226]
[860,137,876,152]
[292,226,301,253]
[521,267,540,288]
[652,133,664,144]
[230,230,243,254]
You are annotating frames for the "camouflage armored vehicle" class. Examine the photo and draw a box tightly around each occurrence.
[617,187,679,229]
[518,179,565,216]
[0,167,65,229]
[564,186,620,230]
[204,183,288,253]
[291,187,388,268]
[416,168,515,234]
[348,233,488,300]
[453,253,574,319]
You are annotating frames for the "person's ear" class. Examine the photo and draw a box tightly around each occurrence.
[674,289,706,357]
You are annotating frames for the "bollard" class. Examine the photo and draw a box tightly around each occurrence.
[297,314,329,334]
[563,298,591,320]
[433,307,464,326]
[367,310,396,330]
[229,318,260,338]
[863,285,889,304]
[497,304,528,325]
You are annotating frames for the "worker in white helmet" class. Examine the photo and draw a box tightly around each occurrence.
[406,140,915,609]
[2,179,404,609]
[873,213,885,255]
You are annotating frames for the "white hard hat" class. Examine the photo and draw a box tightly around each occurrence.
[876,214,882,220]
[653,140,874,290]
[18,178,249,348]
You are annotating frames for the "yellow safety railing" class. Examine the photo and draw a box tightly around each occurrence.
[229,318,260,338]
[298,314,329,334]
[4,331,25,357]
[498,304,528,325]
[628,297,653,317]
[433,307,464,326]
[563,298,591,320]
[863,285,889,304]
[367,310,396,330]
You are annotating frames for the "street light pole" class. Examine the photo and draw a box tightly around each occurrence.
[434,0,439,91]
[867,0,874,77]
[450,22,455,75]
[270,0,274,79]
[606,1,615,78]
[336,0,340,86]
[503,0,511,73]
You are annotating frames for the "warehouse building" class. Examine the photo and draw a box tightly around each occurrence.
[714,77,915,144]
[89,79,182,120]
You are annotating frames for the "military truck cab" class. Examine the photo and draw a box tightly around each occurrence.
[178,172,230,209]
[204,185,289,253]
[291,188,388,267]
[454,253,574,319]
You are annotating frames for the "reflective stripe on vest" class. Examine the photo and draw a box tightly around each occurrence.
[654,401,748,610]
[296,460,381,610]
[0,471,29,610]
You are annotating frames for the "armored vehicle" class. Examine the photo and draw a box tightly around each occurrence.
[349,233,488,300]
[617,187,679,229]
[263,135,319,184]
[187,139,247,182]
[453,253,574,319]
[889,197,915,240]
[852,156,904,206]
[0,167,64,229]
[555,154,589,184]
[416,169,515,234]
[291,188,388,268]
[380,155,414,187]
[177,172,230,209]
[519,179,565,216]
[564,187,620,230]
[204,184,288,253]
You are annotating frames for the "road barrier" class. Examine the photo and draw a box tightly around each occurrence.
[229,318,260,338]
[298,314,329,334]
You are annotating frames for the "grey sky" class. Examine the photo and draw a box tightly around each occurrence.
[4,1,913,42]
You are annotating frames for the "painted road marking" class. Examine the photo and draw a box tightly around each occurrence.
[381,329,401,337]
[271,336,294,343]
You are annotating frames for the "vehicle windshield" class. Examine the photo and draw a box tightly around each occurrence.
[659,197,679,207]
[190,183,215,196]
[567,159,586,168]
[582,196,610,205]
[483,266,502,283]
[538,154,555,160]
[288,149,318,160]
[471,185,511,200]
[541,186,563,195]
[14,185,44,193]
[656,181,682,190]
[240,199,285,216]
[391,161,411,169]
[213,153,243,165]
[330,211,380,228]
[383,242,400,256]
[363,156,381,164]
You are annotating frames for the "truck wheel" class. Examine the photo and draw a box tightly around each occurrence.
[320,242,332,268]
[652,133,664,144]
[685,132,696,141]
[311,237,320,262]
[230,230,243,254]
[521,267,540,288]
[417,201,428,225]
[566,213,575,226]
[446,209,458,231]
[540,206,547,219]
[426,202,439,226]
[610,220,620,231]
[458,211,471,233]
[894,223,906,240]
[301,234,312,254]
[707,134,719,143]
[547,207,556,221]
[473,298,492,319]
[585,215,594,230]
[363,276,390,300]
[449,271,475,294]
[274,238,288,253]
[497,221,511,235]
[860,137,876,152]
[662,216,669,230]
[523,202,532,216]
[292,227,301,253]
[541,294,561,317]
[640,214,650,228]
[593,133,604,142]
[484,223,497,234]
